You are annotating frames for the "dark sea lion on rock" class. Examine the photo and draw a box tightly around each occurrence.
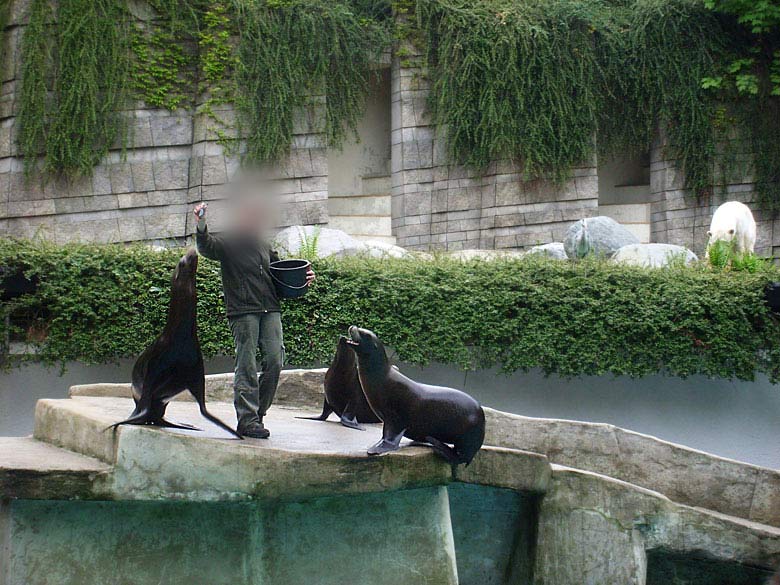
[297,336,380,430]
[109,249,241,439]
[346,326,485,465]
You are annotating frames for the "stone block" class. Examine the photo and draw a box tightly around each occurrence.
[202,156,227,186]
[144,211,185,240]
[447,187,479,212]
[117,193,149,209]
[150,115,192,146]
[495,181,523,207]
[91,166,113,196]
[131,161,155,192]
[117,216,147,242]
[153,159,189,191]
[110,163,134,194]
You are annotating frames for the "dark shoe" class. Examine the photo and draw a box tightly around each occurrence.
[239,422,270,439]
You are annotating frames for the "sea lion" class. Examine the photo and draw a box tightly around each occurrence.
[109,249,241,439]
[297,336,380,430]
[345,326,485,465]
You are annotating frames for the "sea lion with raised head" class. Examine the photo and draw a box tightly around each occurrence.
[109,249,241,439]
[345,326,485,465]
[297,336,380,430]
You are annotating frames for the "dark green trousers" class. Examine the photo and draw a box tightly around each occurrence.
[228,312,285,430]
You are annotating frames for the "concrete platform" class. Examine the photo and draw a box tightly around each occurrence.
[0,437,109,499]
[32,397,463,501]
[3,394,780,585]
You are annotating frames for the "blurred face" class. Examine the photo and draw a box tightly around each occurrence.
[225,168,279,237]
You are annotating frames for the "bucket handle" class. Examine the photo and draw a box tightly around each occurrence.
[270,272,310,290]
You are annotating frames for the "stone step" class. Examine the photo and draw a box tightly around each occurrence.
[328,193,392,217]
[598,203,651,224]
[623,222,651,243]
[599,203,651,243]
[69,368,327,408]
[328,214,392,238]
[361,174,392,194]
[0,436,110,499]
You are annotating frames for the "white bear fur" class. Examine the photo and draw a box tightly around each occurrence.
[706,201,756,256]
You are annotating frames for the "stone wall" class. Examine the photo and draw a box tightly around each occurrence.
[389,41,599,251]
[0,0,328,245]
[2,5,776,255]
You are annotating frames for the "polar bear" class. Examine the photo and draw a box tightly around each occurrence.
[706,201,756,257]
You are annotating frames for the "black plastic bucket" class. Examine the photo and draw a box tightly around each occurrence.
[270,259,311,299]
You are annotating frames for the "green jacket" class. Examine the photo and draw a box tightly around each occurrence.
[196,225,281,317]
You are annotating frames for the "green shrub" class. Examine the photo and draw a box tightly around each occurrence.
[706,239,769,272]
[1,239,780,382]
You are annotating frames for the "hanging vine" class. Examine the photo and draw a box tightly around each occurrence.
[232,0,391,162]
[11,0,779,208]
[417,0,779,204]
[19,0,132,177]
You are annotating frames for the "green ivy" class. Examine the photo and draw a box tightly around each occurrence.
[18,0,132,177]
[2,239,779,383]
[417,0,780,203]
[232,0,392,162]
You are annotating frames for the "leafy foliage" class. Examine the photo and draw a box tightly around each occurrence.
[16,0,392,175]
[232,0,392,162]
[18,0,132,177]
[2,240,779,383]
[418,0,779,204]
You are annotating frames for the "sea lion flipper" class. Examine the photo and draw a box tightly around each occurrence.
[295,399,334,422]
[422,436,460,465]
[196,404,243,440]
[367,427,406,456]
[106,406,152,431]
[157,418,202,431]
[339,402,365,431]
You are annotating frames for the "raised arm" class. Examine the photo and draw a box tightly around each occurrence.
[193,203,224,261]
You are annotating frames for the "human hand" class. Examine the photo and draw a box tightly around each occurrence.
[193,203,207,222]
[305,269,315,286]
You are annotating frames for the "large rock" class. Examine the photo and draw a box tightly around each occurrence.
[338,239,410,259]
[527,243,567,260]
[274,225,360,258]
[612,243,698,268]
[274,226,411,259]
[563,217,639,259]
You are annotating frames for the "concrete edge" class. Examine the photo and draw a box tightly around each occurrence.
[485,407,780,528]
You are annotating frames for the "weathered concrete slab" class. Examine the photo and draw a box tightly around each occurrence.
[33,397,456,501]
[486,408,780,528]
[5,486,459,585]
[0,437,110,500]
[534,465,780,585]
[453,446,550,494]
[69,368,326,407]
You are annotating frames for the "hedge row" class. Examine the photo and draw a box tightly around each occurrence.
[1,239,779,382]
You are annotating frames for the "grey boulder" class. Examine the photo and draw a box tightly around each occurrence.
[274,225,360,258]
[527,243,567,260]
[564,217,639,259]
[612,243,698,268]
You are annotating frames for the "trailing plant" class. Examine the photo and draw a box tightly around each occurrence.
[2,239,780,382]
[0,0,10,69]
[18,0,132,177]
[232,0,392,162]
[417,0,779,203]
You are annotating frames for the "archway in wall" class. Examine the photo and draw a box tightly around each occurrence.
[597,151,652,243]
[326,68,394,244]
